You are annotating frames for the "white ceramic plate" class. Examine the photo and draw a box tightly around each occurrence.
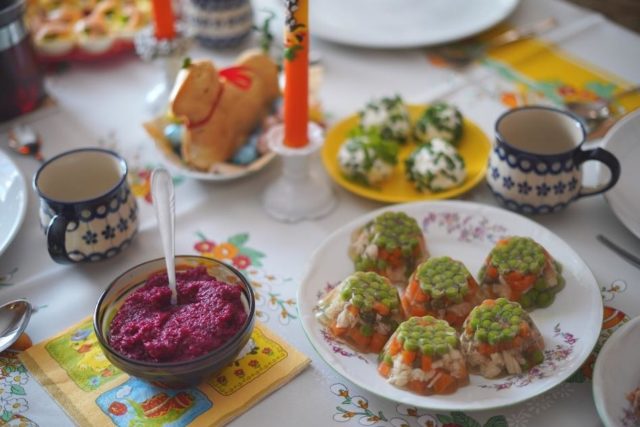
[0,151,27,257]
[593,315,640,427]
[299,200,602,411]
[601,109,640,239]
[310,0,520,48]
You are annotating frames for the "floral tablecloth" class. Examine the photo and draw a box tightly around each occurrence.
[1,0,639,425]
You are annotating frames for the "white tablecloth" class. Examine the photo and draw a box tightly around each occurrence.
[1,0,639,425]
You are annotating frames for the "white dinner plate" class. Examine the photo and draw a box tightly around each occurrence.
[299,200,602,411]
[601,109,640,239]
[310,0,520,48]
[0,150,27,257]
[593,315,640,427]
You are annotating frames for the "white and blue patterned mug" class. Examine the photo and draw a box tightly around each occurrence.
[185,0,254,49]
[488,106,620,214]
[34,148,139,263]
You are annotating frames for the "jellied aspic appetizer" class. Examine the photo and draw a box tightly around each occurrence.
[316,272,403,353]
[349,212,429,285]
[414,102,464,146]
[337,129,399,187]
[378,316,469,395]
[401,256,484,329]
[359,95,412,143]
[405,137,466,192]
[460,298,545,378]
[478,237,564,309]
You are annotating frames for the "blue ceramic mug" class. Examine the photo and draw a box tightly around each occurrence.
[487,106,620,214]
[34,148,139,263]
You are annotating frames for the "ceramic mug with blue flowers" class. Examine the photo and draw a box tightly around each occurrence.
[34,148,139,263]
[487,106,620,214]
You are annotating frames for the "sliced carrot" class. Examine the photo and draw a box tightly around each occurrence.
[388,337,402,356]
[519,322,531,338]
[432,371,457,394]
[378,362,391,377]
[444,311,465,328]
[506,271,524,283]
[410,305,429,317]
[414,286,430,303]
[372,302,390,316]
[478,342,496,356]
[496,239,509,247]
[369,332,388,353]
[421,355,432,371]
[510,275,536,293]
[512,336,524,349]
[347,305,360,317]
[401,350,417,365]
[408,380,427,394]
[467,276,480,291]
[482,299,496,308]
[347,327,371,351]
[405,279,419,299]
[486,265,499,280]
[329,323,347,337]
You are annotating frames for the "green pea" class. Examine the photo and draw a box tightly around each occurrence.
[509,316,521,325]
[384,354,393,365]
[422,344,435,355]
[481,319,492,329]
[352,295,364,308]
[531,349,544,365]
[432,289,444,299]
[490,322,501,331]
[532,277,545,291]
[488,331,500,345]
[360,324,373,337]
[536,291,554,308]
[445,287,458,298]
[475,328,488,342]
[436,343,449,355]
[445,335,458,347]
[404,339,420,352]
[501,330,513,341]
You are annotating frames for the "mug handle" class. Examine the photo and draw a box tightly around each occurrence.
[575,147,621,198]
[47,215,70,264]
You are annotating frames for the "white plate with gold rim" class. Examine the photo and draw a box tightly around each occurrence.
[298,200,601,411]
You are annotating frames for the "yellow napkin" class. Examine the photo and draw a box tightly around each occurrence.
[19,317,309,427]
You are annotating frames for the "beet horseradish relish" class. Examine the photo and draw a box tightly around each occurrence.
[108,266,248,363]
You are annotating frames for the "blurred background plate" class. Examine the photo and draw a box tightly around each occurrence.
[600,109,640,239]
[310,0,520,48]
[0,151,27,257]
[593,315,640,427]
[321,105,491,203]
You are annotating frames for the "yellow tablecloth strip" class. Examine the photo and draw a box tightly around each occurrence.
[19,317,310,427]
[435,24,640,114]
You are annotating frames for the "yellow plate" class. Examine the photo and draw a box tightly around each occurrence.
[321,105,492,203]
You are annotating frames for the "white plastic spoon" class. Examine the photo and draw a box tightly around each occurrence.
[151,168,178,305]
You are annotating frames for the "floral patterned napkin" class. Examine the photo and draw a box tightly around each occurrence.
[19,318,309,427]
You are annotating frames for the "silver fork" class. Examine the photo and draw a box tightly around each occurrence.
[597,234,640,270]
[430,17,557,67]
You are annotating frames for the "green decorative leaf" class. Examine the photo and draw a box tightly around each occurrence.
[437,414,454,424]
[483,415,509,427]
[452,411,481,427]
[228,233,249,247]
[10,384,26,395]
[284,45,303,61]
[1,411,12,422]
[182,57,192,69]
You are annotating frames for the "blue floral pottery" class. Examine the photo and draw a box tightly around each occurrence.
[487,106,620,214]
[34,148,139,263]
[185,0,254,49]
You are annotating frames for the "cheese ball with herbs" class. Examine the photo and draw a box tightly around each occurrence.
[414,102,464,146]
[401,256,484,329]
[378,316,469,395]
[349,211,429,285]
[337,129,399,187]
[359,95,412,143]
[460,298,545,378]
[405,137,466,192]
[316,272,403,353]
[478,237,564,309]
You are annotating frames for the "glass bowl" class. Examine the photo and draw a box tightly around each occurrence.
[93,255,255,388]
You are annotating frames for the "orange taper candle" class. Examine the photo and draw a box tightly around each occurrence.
[283,0,309,148]
[151,0,176,39]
